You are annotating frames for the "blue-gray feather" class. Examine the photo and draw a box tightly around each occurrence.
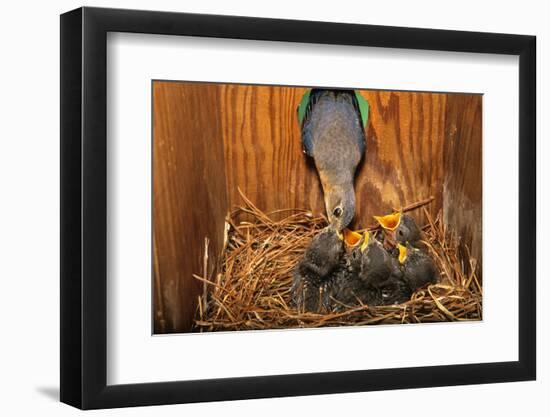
[299,89,366,230]
[301,89,366,159]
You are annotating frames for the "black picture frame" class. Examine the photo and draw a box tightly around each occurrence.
[60,6,536,410]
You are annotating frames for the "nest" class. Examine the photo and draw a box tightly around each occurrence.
[193,193,482,332]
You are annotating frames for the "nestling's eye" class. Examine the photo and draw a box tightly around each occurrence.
[398,230,404,237]
[333,207,343,217]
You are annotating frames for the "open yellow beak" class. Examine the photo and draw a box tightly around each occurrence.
[360,231,370,253]
[373,212,402,231]
[398,243,407,264]
[342,229,362,247]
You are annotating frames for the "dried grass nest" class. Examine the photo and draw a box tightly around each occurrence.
[193,193,482,332]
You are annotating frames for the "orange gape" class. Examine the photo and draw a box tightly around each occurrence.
[373,212,402,231]
[342,229,362,247]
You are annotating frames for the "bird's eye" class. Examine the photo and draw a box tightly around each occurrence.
[333,207,343,217]
[398,230,404,236]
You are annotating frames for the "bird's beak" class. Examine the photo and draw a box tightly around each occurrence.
[342,229,362,247]
[373,212,402,231]
[397,243,407,264]
[360,231,370,253]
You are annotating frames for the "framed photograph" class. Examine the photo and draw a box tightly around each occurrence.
[60,6,536,409]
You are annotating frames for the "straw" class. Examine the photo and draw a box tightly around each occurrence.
[193,195,482,331]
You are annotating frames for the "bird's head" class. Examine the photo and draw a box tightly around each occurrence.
[373,212,421,245]
[373,211,401,249]
[340,229,370,270]
[373,211,402,232]
[395,214,422,245]
[302,228,343,277]
[357,237,390,280]
[325,185,356,231]
[397,242,420,264]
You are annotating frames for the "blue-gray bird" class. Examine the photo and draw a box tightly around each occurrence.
[298,89,369,231]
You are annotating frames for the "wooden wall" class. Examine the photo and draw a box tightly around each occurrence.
[153,83,228,333]
[220,85,320,215]
[355,91,448,227]
[443,94,483,275]
[153,81,482,333]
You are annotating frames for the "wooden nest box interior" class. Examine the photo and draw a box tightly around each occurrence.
[153,81,482,333]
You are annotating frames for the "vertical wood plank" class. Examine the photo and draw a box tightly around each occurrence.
[153,82,228,333]
[443,94,483,276]
[353,91,447,227]
[220,84,325,218]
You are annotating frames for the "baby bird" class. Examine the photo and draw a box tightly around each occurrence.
[395,214,422,246]
[351,232,398,288]
[374,212,436,294]
[397,243,438,291]
[317,229,378,308]
[374,212,422,251]
[319,264,371,310]
[292,227,344,312]
[348,232,411,305]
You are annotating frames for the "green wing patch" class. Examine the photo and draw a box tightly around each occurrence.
[298,89,369,129]
[297,89,312,126]
[354,91,370,128]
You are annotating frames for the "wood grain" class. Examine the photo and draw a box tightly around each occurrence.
[443,94,483,276]
[220,84,325,219]
[153,82,228,333]
[353,91,447,228]
[152,81,482,333]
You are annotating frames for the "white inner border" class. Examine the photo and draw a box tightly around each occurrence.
[107,33,519,385]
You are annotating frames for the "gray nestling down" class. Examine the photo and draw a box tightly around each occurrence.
[349,234,412,305]
[292,228,344,312]
[395,214,422,246]
[398,242,438,292]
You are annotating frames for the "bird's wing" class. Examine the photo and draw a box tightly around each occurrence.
[354,91,370,129]
[297,89,315,156]
[299,89,367,158]
[301,129,315,157]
